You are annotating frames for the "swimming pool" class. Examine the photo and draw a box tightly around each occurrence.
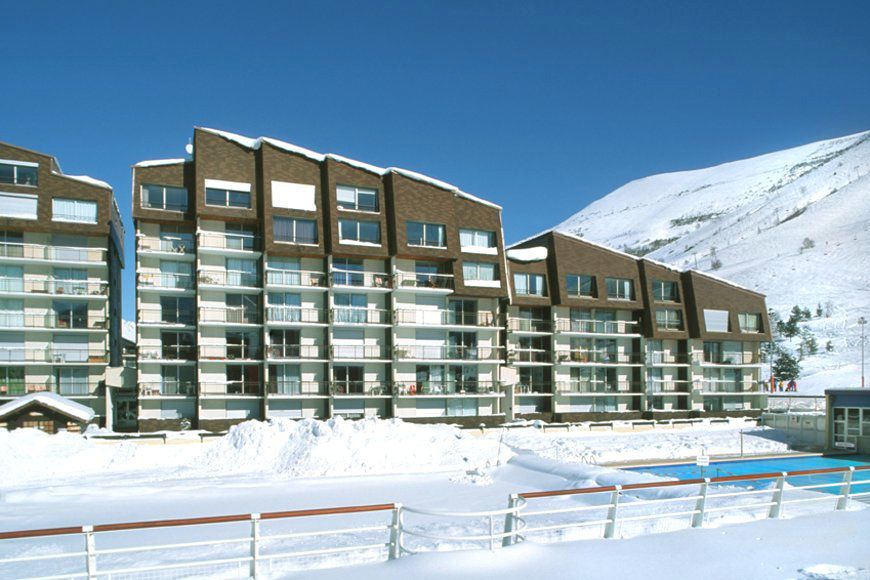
[627,454,870,494]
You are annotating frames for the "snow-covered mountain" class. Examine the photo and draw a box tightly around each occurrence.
[556,130,870,393]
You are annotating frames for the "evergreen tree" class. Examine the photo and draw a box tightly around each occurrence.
[815,303,823,318]
[773,352,801,381]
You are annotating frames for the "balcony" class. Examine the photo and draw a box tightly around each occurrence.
[0,347,107,364]
[0,313,108,331]
[198,232,260,254]
[509,348,552,364]
[394,271,454,292]
[394,381,498,396]
[266,270,328,289]
[394,344,503,362]
[554,350,644,365]
[265,306,326,325]
[330,270,392,290]
[331,307,391,326]
[648,380,693,394]
[329,381,391,397]
[554,318,641,336]
[267,380,328,396]
[137,272,194,291]
[698,352,761,366]
[198,269,260,290]
[200,381,262,397]
[330,345,390,361]
[138,309,195,327]
[0,379,103,397]
[699,380,761,394]
[0,277,108,297]
[507,318,552,333]
[138,345,196,362]
[139,381,196,397]
[647,351,691,365]
[394,309,498,328]
[266,344,328,360]
[200,307,261,326]
[0,242,107,265]
[515,383,553,395]
[556,381,642,395]
[199,344,263,361]
[137,237,194,257]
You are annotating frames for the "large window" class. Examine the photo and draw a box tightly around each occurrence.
[605,277,634,301]
[274,217,317,245]
[336,185,378,212]
[652,279,680,302]
[205,183,250,208]
[407,221,446,248]
[0,193,37,220]
[462,261,498,284]
[52,198,98,224]
[339,219,380,245]
[655,308,683,331]
[567,274,596,298]
[141,184,188,212]
[514,273,546,296]
[0,160,38,186]
[459,229,496,253]
[704,309,730,332]
[739,312,762,333]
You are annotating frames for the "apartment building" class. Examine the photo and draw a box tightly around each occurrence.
[0,141,124,426]
[132,127,770,431]
[505,230,771,420]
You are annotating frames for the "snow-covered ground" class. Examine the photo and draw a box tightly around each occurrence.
[556,130,870,394]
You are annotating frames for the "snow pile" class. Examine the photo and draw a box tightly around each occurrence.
[798,564,869,579]
[197,417,512,477]
[506,246,548,262]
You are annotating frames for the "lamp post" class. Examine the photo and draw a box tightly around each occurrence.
[860,317,867,388]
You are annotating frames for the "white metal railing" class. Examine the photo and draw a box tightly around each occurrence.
[266,270,328,288]
[765,395,826,412]
[0,242,107,264]
[554,318,640,335]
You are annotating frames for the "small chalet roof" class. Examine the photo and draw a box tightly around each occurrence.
[0,393,95,423]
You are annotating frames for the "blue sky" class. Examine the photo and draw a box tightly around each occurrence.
[1,1,868,320]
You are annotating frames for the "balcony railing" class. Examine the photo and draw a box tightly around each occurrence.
[647,351,691,365]
[395,309,498,327]
[649,380,693,393]
[698,352,760,365]
[200,381,262,396]
[554,319,640,335]
[266,344,328,360]
[515,383,553,394]
[138,345,196,361]
[138,272,194,290]
[0,347,107,363]
[0,242,107,264]
[267,380,328,396]
[139,381,196,396]
[330,271,392,289]
[394,381,497,396]
[556,381,642,394]
[699,380,760,393]
[509,348,552,363]
[507,318,552,333]
[138,309,195,326]
[198,232,260,252]
[137,238,193,254]
[554,350,644,365]
[394,271,454,290]
[199,345,263,360]
[329,381,391,396]
[394,345,502,361]
[0,313,108,330]
[200,307,261,325]
[198,270,260,288]
[266,270,327,288]
[266,306,326,324]
[0,379,103,396]
[0,277,108,296]
[331,307,391,325]
[330,345,390,360]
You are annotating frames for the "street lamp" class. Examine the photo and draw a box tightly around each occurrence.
[860,317,867,388]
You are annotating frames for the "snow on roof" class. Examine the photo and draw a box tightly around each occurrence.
[642,257,683,274]
[56,173,112,190]
[688,269,763,295]
[0,392,95,423]
[506,246,548,262]
[195,127,502,210]
[133,158,187,168]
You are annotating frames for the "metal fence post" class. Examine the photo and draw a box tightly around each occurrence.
[837,467,855,511]
[768,473,786,519]
[249,513,260,578]
[502,494,520,547]
[604,485,621,539]
[692,479,710,528]
[388,505,402,560]
[489,515,495,551]
[83,526,96,579]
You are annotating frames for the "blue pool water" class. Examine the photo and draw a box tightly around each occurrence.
[627,455,870,494]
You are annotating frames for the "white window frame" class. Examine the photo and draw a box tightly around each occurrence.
[51,198,98,224]
[738,312,762,333]
[141,184,188,212]
[463,261,500,288]
[204,178,252,209]
[273,217,318,245]
[514,273,546,296]
[459,228,497,255]
[0,159,39,187]
[605,277,634,301]
[407,221,446,249]
[704,309,731,333]
[653,279,680,302]
[336,185,378,213]
[338,218,381,246]
[566,274,595,298]
[655,308,683,331]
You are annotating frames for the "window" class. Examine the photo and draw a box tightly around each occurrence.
[336,185,378,212]
[739,313,762,333]
[53,301,88,328]
[0,366,24,395]
[0,160,38,186]
[652,279,680,302]
[274,217,317,244]
[160,296,195,325]
[141,184,188,212]
[0,265,23,293]
[514,273,546,296]
[656,308,683,331]
[407,221,446,248]
[462,261,498,285]
[339,219,380,245]
[704,309,730,332]
[605,277,634,300]
[52,198,97,223]
[226,258,258,287]
[0,193,37,220]
[56,368,89,396]
[205,179,251,208]
[459,229,496,253]
[567,274,596,298]
[271,181,315,211]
